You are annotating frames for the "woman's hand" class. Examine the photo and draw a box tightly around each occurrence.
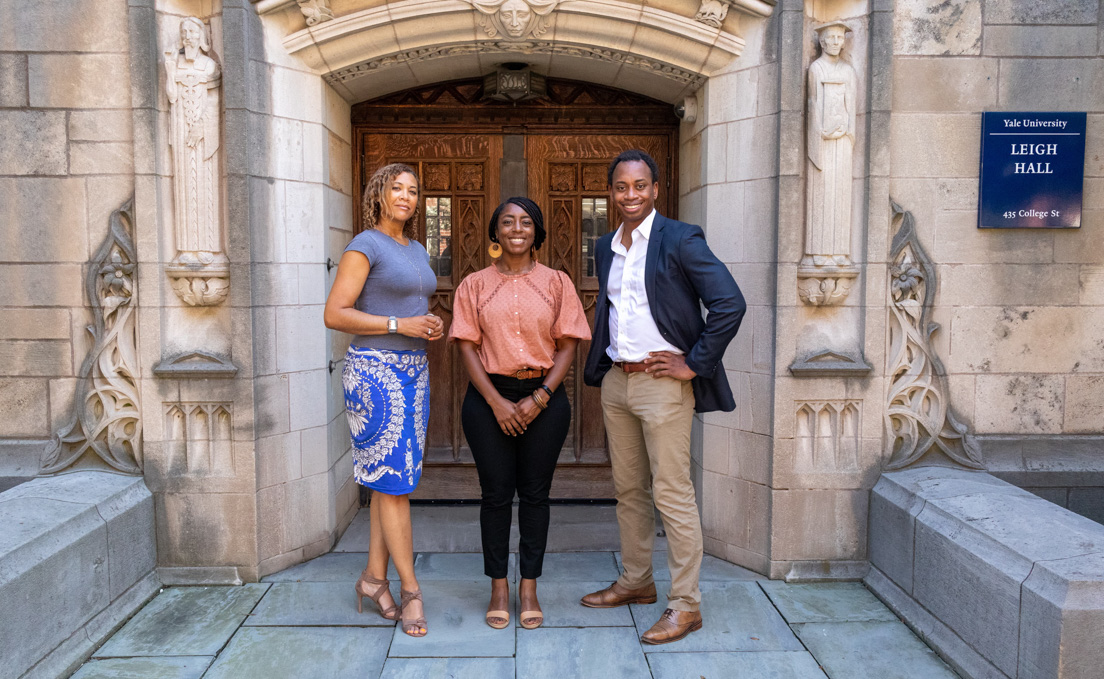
[490,396,527,436]
[515,396,542,428]
[398,314,445,340]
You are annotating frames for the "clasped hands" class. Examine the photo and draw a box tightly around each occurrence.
[397,313,445,340]
[491,395,542,437]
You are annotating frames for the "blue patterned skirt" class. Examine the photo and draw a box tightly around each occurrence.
[342,346,429,495]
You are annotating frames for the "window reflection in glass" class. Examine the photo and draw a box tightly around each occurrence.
[424,196,452,277]
[581,197,608,278]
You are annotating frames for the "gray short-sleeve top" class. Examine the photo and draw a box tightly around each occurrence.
[344,229,437,351]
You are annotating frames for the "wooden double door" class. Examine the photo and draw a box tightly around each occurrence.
[353,81,678,498]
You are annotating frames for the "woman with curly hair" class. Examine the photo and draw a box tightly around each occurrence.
[324,163,443,638]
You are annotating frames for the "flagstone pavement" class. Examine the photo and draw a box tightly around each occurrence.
[70,506,959,679]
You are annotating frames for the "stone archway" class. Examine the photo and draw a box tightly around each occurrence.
[255,0,773,102]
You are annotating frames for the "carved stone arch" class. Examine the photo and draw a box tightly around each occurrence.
[257,0,776,103]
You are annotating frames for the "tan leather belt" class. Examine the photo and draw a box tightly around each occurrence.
[614,361,648,373]
[500,368,547,380]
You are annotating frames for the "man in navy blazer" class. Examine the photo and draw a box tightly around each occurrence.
[580,150,745,644]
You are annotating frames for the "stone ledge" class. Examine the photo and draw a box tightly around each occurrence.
[867,467,1104,679]
[0,472,159,679]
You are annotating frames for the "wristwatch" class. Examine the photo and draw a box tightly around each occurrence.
[387,316,398,334]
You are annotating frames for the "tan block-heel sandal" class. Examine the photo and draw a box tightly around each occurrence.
[519,609,543,630]
[400,588,428,637]
[354,568,400,621]
[486,609,510,629]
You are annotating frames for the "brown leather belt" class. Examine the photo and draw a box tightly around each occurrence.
[500,368,547,380]
[614,361,648,373]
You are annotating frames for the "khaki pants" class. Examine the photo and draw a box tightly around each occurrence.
[601,366,702,612]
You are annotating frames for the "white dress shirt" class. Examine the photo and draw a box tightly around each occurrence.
[605,209,682,362]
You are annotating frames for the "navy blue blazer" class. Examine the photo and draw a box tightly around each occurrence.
[583,213,746,413]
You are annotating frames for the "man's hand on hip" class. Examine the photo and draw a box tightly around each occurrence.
[643,351,697,381]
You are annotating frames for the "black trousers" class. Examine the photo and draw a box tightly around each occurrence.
[461,375,570,579]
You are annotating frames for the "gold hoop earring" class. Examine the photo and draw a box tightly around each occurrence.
[488,242,502,259]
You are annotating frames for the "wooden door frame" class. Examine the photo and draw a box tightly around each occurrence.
[352,78,681,231]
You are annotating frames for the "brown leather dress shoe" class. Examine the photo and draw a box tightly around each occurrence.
[579,581,658,608]
[640,609,703,645]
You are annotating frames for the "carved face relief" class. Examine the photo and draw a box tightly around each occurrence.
[468,0,559,39]
[499,0,532,37]
[819,25,846,57]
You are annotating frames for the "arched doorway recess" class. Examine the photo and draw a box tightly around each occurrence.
[352,77,679,498]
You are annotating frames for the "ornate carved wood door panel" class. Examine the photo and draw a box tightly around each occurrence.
[353,78,679,499]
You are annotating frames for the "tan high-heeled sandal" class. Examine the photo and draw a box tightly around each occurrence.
[519,609,543,629]
[486,608,510,629]
[400,588,428,637]
[355,568,400,620]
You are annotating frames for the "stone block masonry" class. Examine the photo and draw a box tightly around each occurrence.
[0,472,160,679]
[867,467,1104,679]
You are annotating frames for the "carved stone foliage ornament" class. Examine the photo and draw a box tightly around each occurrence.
[798,20,858,306]
[297,0,334,26]
[326,42,706,88]
[466,0,563,39]
[41,200,143,475]
[164,17,229,307]
[694,0,729,28]
[884,201,982,471]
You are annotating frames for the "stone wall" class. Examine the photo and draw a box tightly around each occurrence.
[764,0,888,580]
[888,1,1104,447]
[683,9,780,575]
[0,0,135,483]
[245,3,359,578]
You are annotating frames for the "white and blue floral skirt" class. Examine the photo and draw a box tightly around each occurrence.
[342,346,429,495]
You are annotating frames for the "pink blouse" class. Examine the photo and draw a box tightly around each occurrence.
[449,263,592,375]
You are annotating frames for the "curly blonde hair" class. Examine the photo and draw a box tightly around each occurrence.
[362,163,420,238]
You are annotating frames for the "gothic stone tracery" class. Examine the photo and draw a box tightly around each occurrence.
[884,201,983,471]
[41,200,143,475]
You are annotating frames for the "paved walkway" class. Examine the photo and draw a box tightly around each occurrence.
[70,508,960,678]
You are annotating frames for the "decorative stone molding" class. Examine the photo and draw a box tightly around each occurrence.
[163,17,229,307]
[154,350,239,378]
[796,268,857,306]
[297,0,334,25]
[884,201,983,471]
[799,20,859,306]
[694,0,728,28]
[466,0,561,39]
[283,0,756,101]
[795,400,860,473]
[789,349,871,377]
[164,403,234,475]
[325,41,709,88]
[41,200,143,475]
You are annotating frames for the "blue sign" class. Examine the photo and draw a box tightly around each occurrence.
[978,111,1086,228]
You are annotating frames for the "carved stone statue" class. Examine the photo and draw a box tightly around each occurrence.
[164,17,229,306]
[468,0,560,39]
[694,0,729,28]
[798,20,858,306]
